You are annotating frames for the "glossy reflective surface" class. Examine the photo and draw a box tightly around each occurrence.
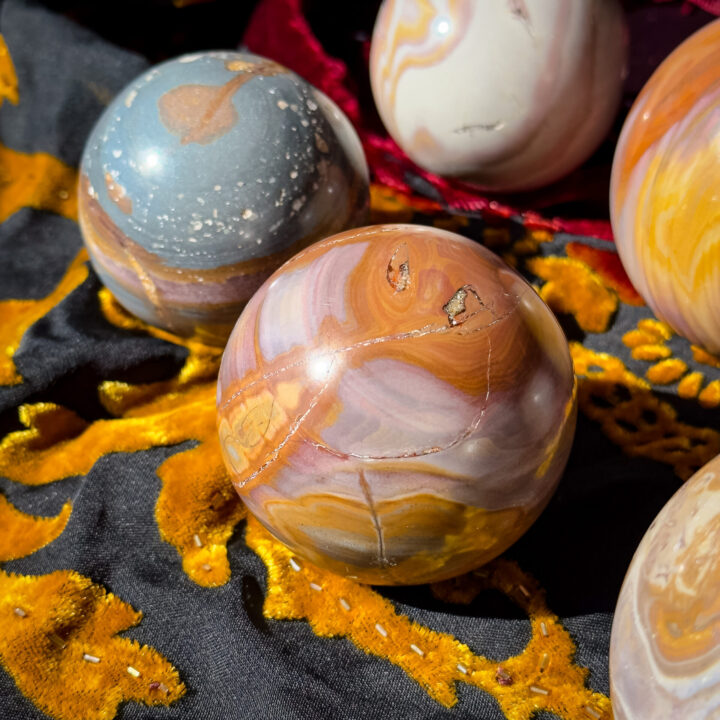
[79,51,369,345]
[370,0,626,192]
[610,454,720,719]
[611,19,720,355]
[217,224,576,585]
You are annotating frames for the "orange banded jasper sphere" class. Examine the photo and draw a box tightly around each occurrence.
[611,19,720,354]
[217,224,576,584]
[610,454,720,719]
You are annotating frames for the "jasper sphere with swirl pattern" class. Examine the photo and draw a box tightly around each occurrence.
[217,224,576,584]
[610,19,720,355]
[610,454,720,719]
[370,0,627,191]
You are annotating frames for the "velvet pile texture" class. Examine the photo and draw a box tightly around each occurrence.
[0,1,719,719]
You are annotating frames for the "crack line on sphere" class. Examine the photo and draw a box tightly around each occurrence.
[305,333,495,462]
[358,469,388,568]
[234,364,334,490]
[218,299,518,414]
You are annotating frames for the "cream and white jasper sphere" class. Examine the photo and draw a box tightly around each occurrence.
[370,0,627,191]
[610,455,720,719]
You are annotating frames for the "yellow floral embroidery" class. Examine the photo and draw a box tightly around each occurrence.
[645,358,688,385]
[0,495,71,561]
[572,343,719,479]
[96,290,245,586]
[97,289,222,413]
[0,387,243,586]
[692,345,720,369]
[369,184,417,224]
[246,517,610,719]
[526,256,617,333]
[480,226,552,269]
[432,215,470,233]
[0,143,78,223]
[678,372,704,399]
[0,250,88,386]
[698,380,720,408]
[622,319,720,405]
[0,35,18,106]
[0,569,185,720]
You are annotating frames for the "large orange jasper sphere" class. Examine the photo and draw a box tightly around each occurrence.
[611,19,720,354]
[217,224,576,584]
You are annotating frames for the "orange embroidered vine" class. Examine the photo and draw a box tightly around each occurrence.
[0,569,185,720]
[246,516,610,719]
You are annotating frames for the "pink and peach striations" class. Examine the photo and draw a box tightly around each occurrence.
[610,454,720,719]
[217,224,576,584]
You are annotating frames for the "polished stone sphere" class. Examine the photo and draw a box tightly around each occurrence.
[369,0,626,192]
[217,224,576,585]
[611,19,720,355]
[79,51,369,345]
[610,454,720,719]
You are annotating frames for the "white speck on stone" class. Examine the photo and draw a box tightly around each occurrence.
[197,197,205,205]
[307,99,318,111]
[277,100,289,110]
[192,221,203,231]
[112,149,122,158]
[291,196,305,212]
[179,53,202,63]
[124,90,138,108]
[188,237,197,243]
[236,181,245,188]
[214,185,222,191]
[242,209,254,220]
[289,170,298,179]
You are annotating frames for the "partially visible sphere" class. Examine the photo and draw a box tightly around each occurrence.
[610,454,720,719]
[217,224,576,585]
[369,0,626,192]
[611,19,720,355]
[79,51,369,345]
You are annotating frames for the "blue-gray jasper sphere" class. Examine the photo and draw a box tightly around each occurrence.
[78,51,370,344]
